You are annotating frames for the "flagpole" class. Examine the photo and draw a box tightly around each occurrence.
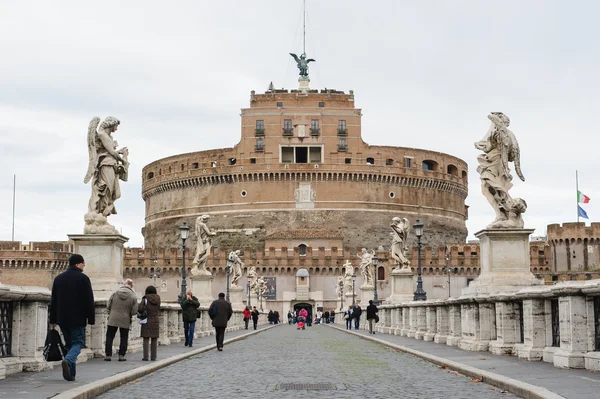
[576,170,579,223]
[11,174,16,241]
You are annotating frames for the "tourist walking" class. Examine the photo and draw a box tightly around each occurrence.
[180,290,200,347]
[105,279,137,361]
[353,303,362,330]
[287,311,293,325]
[208,292,233,351]
[366,300,379,334]
[49,254,95,381]
[251,306,260,330]
[243,306,251,330]
[344,305,353,330]
[330,309,336,323]
[139,286,161,361]
[268,310,274,324]
[324,310,330,324]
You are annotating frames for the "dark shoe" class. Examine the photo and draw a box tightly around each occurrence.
[151,358,156,361]
[142,358,148,361]
[61,360,74,381]
[217,347,223,351]
[104,357,112,361]
[118,355,126,361]
[189,344,193,347]
[184,343,188,347]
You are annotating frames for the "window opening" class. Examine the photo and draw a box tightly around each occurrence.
[318,102,324,108]
[295,147,308,163]
[250,158,256,164]
[255,120,264,136]
[283,119,293,135]
[277,102,283,108]
[299,244,307,256]
[386,159,394,166]
[366,157,374,165]
[338,120,347,135]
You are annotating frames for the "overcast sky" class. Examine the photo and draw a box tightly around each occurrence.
[1,0,599,248]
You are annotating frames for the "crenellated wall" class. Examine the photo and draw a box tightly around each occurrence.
[548,223,600,272]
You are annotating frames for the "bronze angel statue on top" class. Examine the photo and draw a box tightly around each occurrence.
[475,112,527,229]
[290,53,315,77]
[84,116,129,234]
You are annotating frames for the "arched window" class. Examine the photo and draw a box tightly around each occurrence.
[422,160,439,171]
[299,244,307,256]
[147,172,154,179]
[386,159,394,166]
[447,164,458,176]
[462,170,468,179]
[366,157,375,165]
[378,266,385,280]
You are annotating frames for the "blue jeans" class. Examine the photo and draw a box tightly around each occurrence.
[346,319,352,330]
[354,317,360,330]
[61,326,85,377]
[184,321,196,346]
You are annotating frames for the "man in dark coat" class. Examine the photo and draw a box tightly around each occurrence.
[353,303,362,330]
[366,299,379,334]
[179,290,200,347]
[50,254,95,381]
[251,306,260,330]
[208,292,233,351]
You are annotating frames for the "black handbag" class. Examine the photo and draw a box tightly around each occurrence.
[374,314,380,323]
[43,327,66,362]
[137,299,148,321]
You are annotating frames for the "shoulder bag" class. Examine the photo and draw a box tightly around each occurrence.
[138,298,148,325]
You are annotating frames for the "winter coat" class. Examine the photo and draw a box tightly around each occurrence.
[366,304,379,320]
[50,266,95,328]
[251,309,259,321]
[208,298,233,328]
[180,295,200,323]
[107,286,138,329]
[139,293,161,338]
[243,308,251,320]
[353,305,362,319]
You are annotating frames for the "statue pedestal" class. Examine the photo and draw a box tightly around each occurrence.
[190,274,214,306]
[68,234,128,298]
[387,268,415,304]
[462,229,543,296]
[229,286,245,311]
[298,76,310,92]
[344,292,354,309]
[359,285,375,306]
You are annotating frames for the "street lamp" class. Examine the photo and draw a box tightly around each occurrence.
[225,252,234,302]
[247,277,251,308]
[413,219,427,301]
[178,221,190,301]
[372,253,379,305]
[352,274,356,306]
[443,251,458,298]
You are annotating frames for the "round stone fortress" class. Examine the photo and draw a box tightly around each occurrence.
[141,88,468,252]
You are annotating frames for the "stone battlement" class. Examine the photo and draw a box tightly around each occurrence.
[547,222,600,241]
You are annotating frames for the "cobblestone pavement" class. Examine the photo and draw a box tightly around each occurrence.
[100,324,516,399]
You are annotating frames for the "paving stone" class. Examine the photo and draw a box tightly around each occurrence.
[99,325,515,399]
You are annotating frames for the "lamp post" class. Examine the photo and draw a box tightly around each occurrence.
[178,222,190,302]
[413,219,427,301]
[372,253,379,305]
[247,277,251,307]
[352,274,356,306]
[225,252,233,302]
[443,251,457,298]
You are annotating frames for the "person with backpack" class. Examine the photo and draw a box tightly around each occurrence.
[49,254,95,382]
[243,306,251,330]
[179,290,200,347]
[208,292,232,351]
[139,286,161,361]
[366,299,379,334]
[105,279,138,361]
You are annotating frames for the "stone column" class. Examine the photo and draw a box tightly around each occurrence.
[393,307,403,335]
[447,304,462,346]
[489,298,520,356]
[424,305,437,341]
[359,286,374,307]
[400,306,411,337]
[168,307,180,344]
[415,306,427,340]
[554,295,588,368]
[68,234,128,298]
[459,301,495,351]
[88,300,109,357]
[386,268,415,304]
[434,304,449,344]
[158,304,171,346]
[407,306,418,338]
[229,286,245,311]
[518,298,547,361]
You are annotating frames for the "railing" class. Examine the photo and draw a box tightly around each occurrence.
[0,302,12,358]
[282,128,293,136]
[255,128,265,136]
[337,128,347,136]
[310,128,320,136]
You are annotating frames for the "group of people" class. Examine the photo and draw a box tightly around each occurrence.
[267,310,281,324]
[50,253,236,382]
[242,306,260,330]
[344,300,379,334]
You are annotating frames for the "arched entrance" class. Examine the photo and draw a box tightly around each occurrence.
[293,302,313,327]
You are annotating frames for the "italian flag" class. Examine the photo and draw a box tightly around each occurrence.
[578,190,591,204]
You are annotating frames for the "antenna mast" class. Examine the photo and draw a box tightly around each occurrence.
[303,0,306,55]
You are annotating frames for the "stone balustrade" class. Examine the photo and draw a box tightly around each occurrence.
[0,284,267,380]
[335,280,600,371]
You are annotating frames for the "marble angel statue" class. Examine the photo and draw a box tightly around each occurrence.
[390,217,411,270]
[475,112,527,228]
[84,116,129,234]
[336,275,344,298]
[228,250,243,288]
[191,215,217,276]
[248,266,258,293]
[359,248,375,287]
[343,260,354,293]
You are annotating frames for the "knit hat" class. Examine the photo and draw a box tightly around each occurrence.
[69,254,85,266]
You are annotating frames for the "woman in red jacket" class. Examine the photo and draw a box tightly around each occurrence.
[243,306,251,330]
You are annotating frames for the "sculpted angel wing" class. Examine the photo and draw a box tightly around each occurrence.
[508,131,525,182]
[289,53,300,63]
[84,117,100,184]
[306,58,316,63]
